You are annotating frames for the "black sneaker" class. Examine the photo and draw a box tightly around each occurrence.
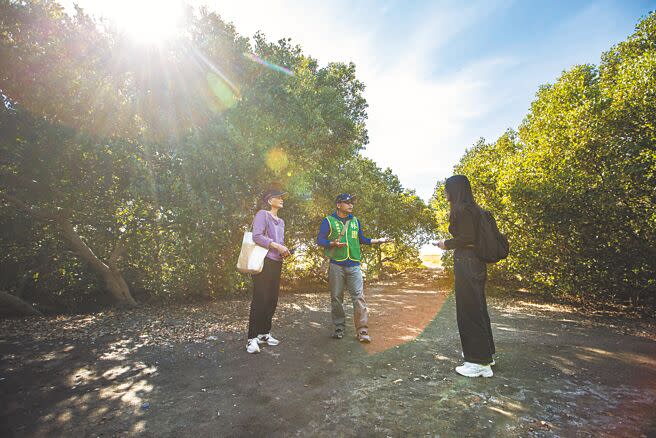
[332,330,344,339]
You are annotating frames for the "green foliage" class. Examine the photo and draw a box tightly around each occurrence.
[0,0,433,310]
[431,12,656,304]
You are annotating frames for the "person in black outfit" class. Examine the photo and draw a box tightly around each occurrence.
[436,175,496,377]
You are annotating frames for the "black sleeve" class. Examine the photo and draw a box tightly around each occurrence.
[445,208,476,249]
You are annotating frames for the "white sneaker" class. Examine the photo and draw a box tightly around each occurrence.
[257,333,280,346]
[455,362,493,378]
[246,338,260,354]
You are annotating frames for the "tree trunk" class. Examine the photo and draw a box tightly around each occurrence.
[377,247,382,271]
[0,290,43,317]
[58,219,137,306]
[101,269,135,305]
[1,189,137,307]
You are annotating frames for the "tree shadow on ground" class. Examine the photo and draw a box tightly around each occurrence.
[304,288,656,437]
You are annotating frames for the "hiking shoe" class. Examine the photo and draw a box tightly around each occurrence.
[332,330,344,339]
[257,333,280,346]
[357,331,371,343]
[455,362,493,378]
[246,338,260,354]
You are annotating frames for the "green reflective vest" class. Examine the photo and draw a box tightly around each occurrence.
[324,215,361,262]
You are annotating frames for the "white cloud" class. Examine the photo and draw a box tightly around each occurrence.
[213,0,376,65]
[364,55,517,199]
[212,1,516,200]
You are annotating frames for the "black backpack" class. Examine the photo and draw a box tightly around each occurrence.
[475,208,509,263]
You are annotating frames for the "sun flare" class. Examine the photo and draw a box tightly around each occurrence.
[100,0,184,44]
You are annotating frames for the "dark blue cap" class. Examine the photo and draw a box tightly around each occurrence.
[335,193,357,203]
[262,189,288,203]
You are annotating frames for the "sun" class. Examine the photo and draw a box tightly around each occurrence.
[100,0,184,44]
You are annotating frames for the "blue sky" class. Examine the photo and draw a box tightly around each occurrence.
[65,0,655,200]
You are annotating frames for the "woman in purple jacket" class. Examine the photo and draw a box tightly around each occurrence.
[246,189,292,354]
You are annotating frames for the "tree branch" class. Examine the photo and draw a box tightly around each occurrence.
[56,218,110,274]
[0,171,66,199]
[108,240,125,270]
[0,191,57,221]
[0,291,43,317]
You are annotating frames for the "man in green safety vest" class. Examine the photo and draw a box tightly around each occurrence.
[316,193,389,342]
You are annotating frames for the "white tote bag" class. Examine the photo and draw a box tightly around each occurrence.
[236,231,269,274]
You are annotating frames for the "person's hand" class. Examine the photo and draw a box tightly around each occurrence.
[331,240,347,248]
[436,240,447,250]
[373,237,390,244]
[271,242,292,258]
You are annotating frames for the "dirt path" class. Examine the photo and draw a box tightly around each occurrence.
[1,270,655,437]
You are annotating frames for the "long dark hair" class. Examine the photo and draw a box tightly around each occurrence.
[445,175,477,223]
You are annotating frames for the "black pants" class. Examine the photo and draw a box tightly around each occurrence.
[454,248,495,365]
[248,257,282,339]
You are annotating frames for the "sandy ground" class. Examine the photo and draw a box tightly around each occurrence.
[1,269,655,437]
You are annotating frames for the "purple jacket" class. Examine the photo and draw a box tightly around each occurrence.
[252,210,285,261]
